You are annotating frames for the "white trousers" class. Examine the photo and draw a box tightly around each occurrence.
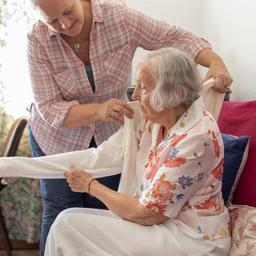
[44,208,231,256]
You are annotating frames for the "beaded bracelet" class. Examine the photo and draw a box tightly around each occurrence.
[88,178,96,195]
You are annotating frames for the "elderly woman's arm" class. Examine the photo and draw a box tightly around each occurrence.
[92,181,168,225]
[65,129,220,225]
[65,169,168,226]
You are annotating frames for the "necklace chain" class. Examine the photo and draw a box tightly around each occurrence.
[73,43,80,53]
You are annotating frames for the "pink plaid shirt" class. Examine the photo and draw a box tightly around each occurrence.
[27,0,211,155]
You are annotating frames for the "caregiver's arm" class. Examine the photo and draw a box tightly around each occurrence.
[0,128,124,179]
[195,48,233,92]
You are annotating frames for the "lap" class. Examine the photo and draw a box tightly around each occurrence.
[47,208,231,256]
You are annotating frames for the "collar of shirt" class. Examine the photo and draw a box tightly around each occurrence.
[150,97,205,147]
[167,96,205,136]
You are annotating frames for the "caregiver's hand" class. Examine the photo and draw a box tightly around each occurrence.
[203,61,233,93]
[97,99,134,125]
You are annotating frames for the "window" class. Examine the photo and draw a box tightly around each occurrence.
[0,0,36,117]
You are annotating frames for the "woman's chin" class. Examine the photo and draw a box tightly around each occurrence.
[140,109,158,122]
[69,29,81,37]
[66,23,82,37]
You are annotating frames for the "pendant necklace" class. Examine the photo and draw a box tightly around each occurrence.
[73,43,80,53]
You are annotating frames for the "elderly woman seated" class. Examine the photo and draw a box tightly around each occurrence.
[0,47,231,255]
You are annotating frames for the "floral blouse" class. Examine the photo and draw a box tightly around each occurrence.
[138,97,230,240]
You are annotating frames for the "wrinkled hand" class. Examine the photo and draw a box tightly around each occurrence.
[97,99,134,125]
[203,61,233,93]
[64,168,94,193]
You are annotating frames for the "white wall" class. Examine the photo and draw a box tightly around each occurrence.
[203,0,256,101]
[125,0,204,85]
[126,0,256,101]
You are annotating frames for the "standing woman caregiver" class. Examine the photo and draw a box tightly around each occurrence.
[27,0,232,254]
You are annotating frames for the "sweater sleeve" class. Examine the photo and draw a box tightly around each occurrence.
[0,128,124,179]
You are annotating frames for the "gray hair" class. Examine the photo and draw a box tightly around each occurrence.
[29,0,37,6]
[142,47,202,112]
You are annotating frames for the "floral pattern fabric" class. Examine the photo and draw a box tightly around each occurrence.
[0,178,42,243]
[229,204,256,256]
[0,108,42,243]
[139,97,230,241]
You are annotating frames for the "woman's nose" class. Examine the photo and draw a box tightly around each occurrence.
[131,86,141,101]
[59,17,72,30]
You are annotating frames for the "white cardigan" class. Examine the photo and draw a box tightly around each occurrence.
[0,79,224,196]
[0,101,144,195]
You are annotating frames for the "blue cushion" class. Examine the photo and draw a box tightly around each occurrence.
[221,134,249,204]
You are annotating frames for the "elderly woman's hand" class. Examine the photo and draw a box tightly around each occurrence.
[64,168,95,193]
[203,61,233,93]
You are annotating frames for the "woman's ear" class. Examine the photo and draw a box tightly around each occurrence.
[175,84,184,95]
